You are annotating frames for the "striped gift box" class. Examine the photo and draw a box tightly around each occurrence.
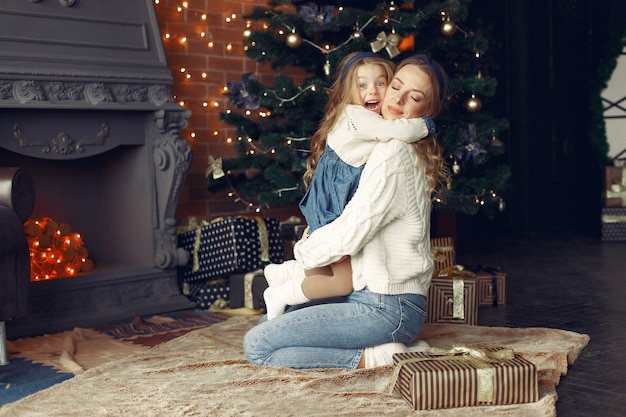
[426,277,478,325]
[392,348,539,410]
[431,236,455,274]
[474,270,507,307]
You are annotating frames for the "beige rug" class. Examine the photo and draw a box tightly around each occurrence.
[0,316,589,417]
[6,327,148,375]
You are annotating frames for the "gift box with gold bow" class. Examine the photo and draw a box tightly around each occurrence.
[229,269,268,311]
[391,346,539,410]
[426,265,478,325]
[182,278,230,310]
[177,217,284,282]
[430,236,456,275]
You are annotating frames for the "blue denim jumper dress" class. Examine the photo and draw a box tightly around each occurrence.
[299,146,364,233]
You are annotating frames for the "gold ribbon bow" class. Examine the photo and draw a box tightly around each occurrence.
[370,31,400,58]
[206,155,225,179]
[425,345,514,363]
[431,245,454,263]
[437,264,476,278]
[389,345,515,403]
[191,219,211,273]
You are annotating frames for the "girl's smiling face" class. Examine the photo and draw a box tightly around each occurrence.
[381,64,433,120]
[353,63,389,114]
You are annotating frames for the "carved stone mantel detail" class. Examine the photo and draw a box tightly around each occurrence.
[151,109,192,270]
[0,79,174,108]
[13,122,109,154]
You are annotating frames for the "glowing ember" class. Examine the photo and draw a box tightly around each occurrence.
[24,217,94,281]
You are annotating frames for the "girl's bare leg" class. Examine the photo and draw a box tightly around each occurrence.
[302,256,353,299]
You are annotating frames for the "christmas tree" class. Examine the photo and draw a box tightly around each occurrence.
[215,0,510,217]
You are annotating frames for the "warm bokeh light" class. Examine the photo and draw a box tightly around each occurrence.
[24,217,93,281]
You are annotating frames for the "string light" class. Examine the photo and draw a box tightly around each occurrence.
[157,1,503,214]
[24,217,93,281]
[263,84,320,106]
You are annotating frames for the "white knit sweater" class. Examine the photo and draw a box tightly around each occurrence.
[294,139,434,296]
[328,104,430,167]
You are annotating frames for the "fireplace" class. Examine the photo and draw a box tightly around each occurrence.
[0,0,195,338]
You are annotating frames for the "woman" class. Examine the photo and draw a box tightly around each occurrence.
[263,52,434,320]
[243,55,449,369]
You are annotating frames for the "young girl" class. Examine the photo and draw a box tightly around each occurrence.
[263,52,435,320]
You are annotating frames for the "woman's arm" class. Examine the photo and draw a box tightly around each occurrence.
[294,140,411,269]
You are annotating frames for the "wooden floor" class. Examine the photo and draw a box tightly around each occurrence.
[457,236,626,416]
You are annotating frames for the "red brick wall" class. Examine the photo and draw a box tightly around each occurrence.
[155,0,302,222]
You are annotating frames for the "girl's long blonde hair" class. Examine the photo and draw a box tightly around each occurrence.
[302,52,395,188]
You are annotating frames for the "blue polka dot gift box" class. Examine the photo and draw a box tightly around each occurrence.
[601,207,626,241]
[177,217,284,282]
[183,278,230,309]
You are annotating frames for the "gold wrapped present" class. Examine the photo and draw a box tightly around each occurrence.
[391,346,539,410]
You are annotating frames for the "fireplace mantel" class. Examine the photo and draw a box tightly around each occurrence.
[0,0,195,338]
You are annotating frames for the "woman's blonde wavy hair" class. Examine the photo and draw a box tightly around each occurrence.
[395,56,450,194]
[302,52,395,188]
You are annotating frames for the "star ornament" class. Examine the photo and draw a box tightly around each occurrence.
[226,73,260,110]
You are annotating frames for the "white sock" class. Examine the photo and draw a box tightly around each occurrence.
[263,276,310,320]
[406,339,430,352]
[363,340,430,368]
[264,260,305,287]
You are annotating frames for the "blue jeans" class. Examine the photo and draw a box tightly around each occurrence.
[243,289,427,369]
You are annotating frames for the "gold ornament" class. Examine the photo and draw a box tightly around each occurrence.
[491,128,503,146]
[323,59,331,76]
[370,31,400,58]
[441,19,457,36]
[452,159,460,175]
[464,94,482,112]
[286,31,302,48]
[498,198,506,212]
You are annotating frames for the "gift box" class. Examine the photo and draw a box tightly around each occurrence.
[281,222,307,260]
[604,166,626,207]
[473,268,507,307]
[182,279,230,309]
[392,346,539,410]
[430,236,455,274]
[601,207,626,241]
[229,269,268,310]
[426,273,478,325]
[177,217,284,282]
